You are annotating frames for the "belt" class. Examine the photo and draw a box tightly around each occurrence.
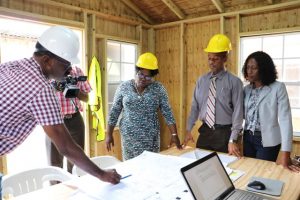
[203,123,232,129]
[64,112,79,119]
[244,130,261,136]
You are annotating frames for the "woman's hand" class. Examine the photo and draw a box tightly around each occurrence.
[169,134,182,149]
[276,151,300,172]
[105,134,114,152]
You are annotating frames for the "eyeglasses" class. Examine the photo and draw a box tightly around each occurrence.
[53,56,72,75]
[136,72,153,81]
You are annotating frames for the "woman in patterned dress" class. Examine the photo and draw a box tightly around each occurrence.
[106,52,182,160]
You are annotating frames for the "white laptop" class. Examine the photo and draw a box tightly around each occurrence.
[180,152,275,200]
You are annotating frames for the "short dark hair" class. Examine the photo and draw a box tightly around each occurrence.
[242,51,277,85]
[135,66,159,77]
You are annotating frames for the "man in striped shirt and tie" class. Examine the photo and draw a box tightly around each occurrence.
[183,34,243,157]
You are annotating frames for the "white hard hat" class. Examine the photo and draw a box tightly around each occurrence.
[37,26,80,64]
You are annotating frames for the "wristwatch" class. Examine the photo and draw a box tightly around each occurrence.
[229,139,237,144]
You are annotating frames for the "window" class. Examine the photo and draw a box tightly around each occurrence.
[240,33,300,136]
[107,41,137,113]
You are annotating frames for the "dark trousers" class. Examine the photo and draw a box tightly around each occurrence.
[243,131,280,162]
[196,123,232,153]
[46,112,85,173]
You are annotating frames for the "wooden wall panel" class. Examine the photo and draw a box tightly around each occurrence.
[224,16,238,74]
[0,0,83,22]
[141,27,149,53]
[155,26,181,150]
[184,20,220,144]
[240,7,300,33]
[95,17,138,40]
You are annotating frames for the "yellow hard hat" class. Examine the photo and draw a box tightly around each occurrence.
[136,52,158,70]
[204,34,232,53]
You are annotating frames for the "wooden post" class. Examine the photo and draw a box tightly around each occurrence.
[236,14,241,76]
[147,28,155,53]
[220,16,225,34]
[136,25,143,55]
[179,23,186,142]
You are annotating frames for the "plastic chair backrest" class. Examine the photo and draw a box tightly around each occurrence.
[72,155,121,176]
[2,166,74,197]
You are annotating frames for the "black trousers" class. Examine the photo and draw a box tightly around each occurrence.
[196,123,232,153]
[46,112,85,173]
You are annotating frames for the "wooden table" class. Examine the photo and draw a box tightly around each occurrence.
[11,147,300,200]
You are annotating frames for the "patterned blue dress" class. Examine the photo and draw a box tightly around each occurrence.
[108,80,176,160]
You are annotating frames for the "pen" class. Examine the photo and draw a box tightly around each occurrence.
[121,174,132,179]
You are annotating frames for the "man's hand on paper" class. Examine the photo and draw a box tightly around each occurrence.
[98,169,121,184]
[182,131,195,147]
[228,143,242,158]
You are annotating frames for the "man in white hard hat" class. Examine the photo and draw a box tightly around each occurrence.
[0,26,121,184]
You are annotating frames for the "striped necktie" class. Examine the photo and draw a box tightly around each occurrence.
[206,76,217,128]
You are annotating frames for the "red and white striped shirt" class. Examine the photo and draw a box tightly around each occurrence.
[54,67,91,116]
[0,57,63,155]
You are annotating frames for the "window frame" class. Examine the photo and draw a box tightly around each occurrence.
[106,40,138,125]
[239,32,300,136]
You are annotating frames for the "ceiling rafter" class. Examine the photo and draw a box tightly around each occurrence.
[161,0,185,19]
[121,0,155,24]
[211,0,224,13]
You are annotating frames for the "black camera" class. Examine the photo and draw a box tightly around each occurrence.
[51,75,87,98]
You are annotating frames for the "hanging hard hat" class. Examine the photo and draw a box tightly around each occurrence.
[37,26,80,64]
[136,52,158,70]
[204,34,232,53]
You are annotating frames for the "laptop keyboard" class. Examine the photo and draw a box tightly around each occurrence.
[227,191,264,200]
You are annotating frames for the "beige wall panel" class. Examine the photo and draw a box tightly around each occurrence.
[184,20,220,144]
[224,16,238,74]
[241,7,300,33]
[95,17,138,40]
[155,26,181,150]
[0,0,83,22]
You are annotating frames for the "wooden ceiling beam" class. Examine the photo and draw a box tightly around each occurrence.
[161,0,185,19]
[211,0,224,13]
[121,0,154,24]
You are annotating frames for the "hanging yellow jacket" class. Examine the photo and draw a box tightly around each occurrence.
[88,56,105,141]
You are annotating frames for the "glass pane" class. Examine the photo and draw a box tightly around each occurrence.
[284,33,300,58]
[107,41,120,62]
[283,59,300,81]
[108,83,120,103]
[286,85,300,108]
[240,37,262,63]
[263,35,283,59]
[292,109,300,133]
[121,43,136,63]
[273,59,283,81]
[121,63,135,81]
[107,62,121,82]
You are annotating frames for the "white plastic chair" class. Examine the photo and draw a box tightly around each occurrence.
[72,155,121,176]
[2,166,74,197]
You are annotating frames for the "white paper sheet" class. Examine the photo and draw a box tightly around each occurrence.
[67,151,195,200]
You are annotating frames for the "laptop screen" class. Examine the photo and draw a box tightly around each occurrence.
[181,152,234,200]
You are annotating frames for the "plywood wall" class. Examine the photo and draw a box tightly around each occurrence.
[155,5,300,152]
[155,26,181,149]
